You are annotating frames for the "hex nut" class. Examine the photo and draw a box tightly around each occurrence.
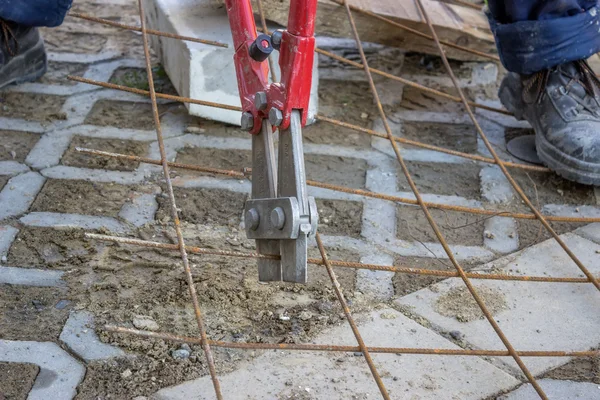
[268,108,283,126]
[254,91,268,111]
[241,112,254,131]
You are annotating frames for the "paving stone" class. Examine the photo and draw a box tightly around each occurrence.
[397,233,600,376]
[499,379,600,400]
[575,223,600,244]
[484,217,519,254]
[0,161,30,176]
[60,311,125,362]
[119,193,158,227]
[356,254,395,300]
[480,165,514,204]
[154,308,519,399]
[0,172,45,220]
[20,212,128,233]
[0,266,65,287]
[41,165,147,185]
[0,340,85,400]
[0,226,18,257]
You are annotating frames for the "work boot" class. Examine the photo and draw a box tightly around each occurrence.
[499,60,600,186]
[0,18,47,90]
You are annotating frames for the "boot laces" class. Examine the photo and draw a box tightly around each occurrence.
[526,60,600,115]
[0,18,19,57]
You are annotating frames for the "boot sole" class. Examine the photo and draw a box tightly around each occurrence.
[499,76,600,186]
[0,38,47,90]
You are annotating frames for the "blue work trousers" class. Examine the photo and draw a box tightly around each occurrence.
[488,0,600,74]
[0,0,73,28]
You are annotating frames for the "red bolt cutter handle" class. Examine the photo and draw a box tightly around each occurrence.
[224,0,317,133]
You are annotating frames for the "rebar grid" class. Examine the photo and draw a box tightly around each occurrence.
[135,0,222,397]
[104,325,600,357]
[340,1,547,398]
[67,2,600,399]
[411,0,600,293]
[69,12,509,115]
[73,146,600,223]
[86,233,597,284]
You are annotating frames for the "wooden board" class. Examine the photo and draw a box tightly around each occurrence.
[258,0,497,61]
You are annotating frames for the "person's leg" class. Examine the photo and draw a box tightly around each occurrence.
[0,0,73,89]
[0,0,73,28]
[486,0,600,186]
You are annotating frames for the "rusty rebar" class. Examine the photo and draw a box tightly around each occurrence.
[316,233,391,400]
[69,11,227,48]
[85,233,596,284]
[75,147,600,225]
[136,1,222,397]
[70,11,509,116]
[67,75,243,111]
[342,2,546,398]
[105,325,600,357]
[413,0,600,296]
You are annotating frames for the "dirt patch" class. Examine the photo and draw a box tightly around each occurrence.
[156,188,247,226]
[39,61,88,86]
[109,66,177,96]
[184,118,249,139]
[175,147,251,178]
[0,130,40,162]
[393,256,453,297]
[62,136,148,171]
[304,80,375,149]
[398,161,481,199]
[31,179,132,217]
[398,86,467,114]
[84,100,173,130]
[402,53,472,79]
[0,176,9,191]
[510,170,595,206]
[7,227,97,268]
[306,154,367,189]
[0,92,66,122]
[0,362,39,400]
[0,284,70,341]
[434,285,507,322]
[401,122,478,153]
[516,219,584,251]
[318,80,377,128]
[397,206,484,246]
[316,199,362,237]
[543,355,600,383]
[42,31,107,54]
[71,223,360,398]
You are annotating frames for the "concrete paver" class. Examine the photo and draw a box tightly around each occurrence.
[60,311,125,362]
[0,172,46,220]
[397,233,600,376]
[155,308,520,399]
[0,266,65,287]
[0,340,85,400]
[499,379,600,400]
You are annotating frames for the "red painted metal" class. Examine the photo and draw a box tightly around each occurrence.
[225,0,317,132]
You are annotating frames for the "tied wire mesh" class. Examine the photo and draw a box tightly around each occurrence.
[65,1,600,399]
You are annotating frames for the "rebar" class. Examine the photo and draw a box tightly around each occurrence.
[85,233,597,284]
[105,325,600,357]
[136,1,222,397]
[341,1,546,398]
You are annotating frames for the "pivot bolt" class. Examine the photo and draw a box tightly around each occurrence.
[241,112,254,131]
[271,30,283,50]
[268,108,283,126]
[246,208,260,230]
[270,207,285,230]
[254,91,268,111]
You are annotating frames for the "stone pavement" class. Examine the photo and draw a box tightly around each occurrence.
[0,0,599,398]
